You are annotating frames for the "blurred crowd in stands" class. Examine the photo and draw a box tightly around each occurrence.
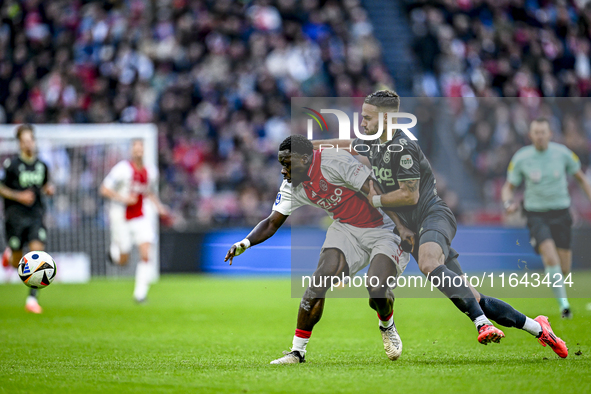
[1,0,590,227]
[0,0,391,227]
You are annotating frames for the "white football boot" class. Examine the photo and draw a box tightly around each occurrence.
[270,350,306,364]
[380,323,402,360]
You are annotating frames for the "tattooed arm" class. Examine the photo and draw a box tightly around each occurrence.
[367,178,420,208]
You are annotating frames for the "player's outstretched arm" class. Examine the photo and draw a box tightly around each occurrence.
[0,183,35,206]
[501,181,519,214]
[147,192,170,217]
[574,170,591,204]
[224,211,288,265]
[311,139,357,155]
[41,183,55,196]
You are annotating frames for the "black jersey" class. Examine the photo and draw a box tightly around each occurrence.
[353,130,440,231]
[0,155,49,218]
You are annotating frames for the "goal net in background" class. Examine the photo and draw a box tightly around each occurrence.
[0,124,159,281]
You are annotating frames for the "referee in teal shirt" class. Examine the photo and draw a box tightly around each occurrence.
[502,118,591,318]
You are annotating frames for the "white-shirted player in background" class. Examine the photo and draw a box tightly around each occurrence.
[100,139,168,303]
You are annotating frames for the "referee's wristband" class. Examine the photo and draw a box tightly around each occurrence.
[372,195,383,208]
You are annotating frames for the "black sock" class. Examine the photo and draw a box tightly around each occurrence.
[478,294,526,329]
[29,288,38,298]
[428,265,483,322]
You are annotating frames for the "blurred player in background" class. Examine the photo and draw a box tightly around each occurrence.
[503,118,591,319]
[100,139,168,303]
[0,124,55,313]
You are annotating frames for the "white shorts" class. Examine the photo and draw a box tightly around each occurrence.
[111,215,155,254]
[321,220,410,276]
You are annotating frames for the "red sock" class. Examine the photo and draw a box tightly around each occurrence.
[295,328,312,338]
[378,311,393,322]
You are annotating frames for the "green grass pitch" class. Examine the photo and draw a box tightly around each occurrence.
[1,275,590,393]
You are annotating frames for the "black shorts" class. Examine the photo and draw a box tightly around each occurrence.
[4,213,47,251]
[412,202,457,261]
[525,208,572,253]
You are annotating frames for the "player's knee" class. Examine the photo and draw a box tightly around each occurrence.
[418,244,444,275]
[366,283,388,299]
[316,248,347,276]
[119,253,130,265]
[28,241,44,251]
[10,250,23,268]
[418,258,441,275]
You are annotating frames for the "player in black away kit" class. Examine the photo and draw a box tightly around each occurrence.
[0,124,54,313]
[313,90,568,358]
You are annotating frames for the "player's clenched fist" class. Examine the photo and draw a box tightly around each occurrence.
[396,226,415,253]
[15,190,35,206]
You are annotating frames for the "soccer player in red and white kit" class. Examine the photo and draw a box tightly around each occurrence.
[100,139,168,303]
[225,135,413,364]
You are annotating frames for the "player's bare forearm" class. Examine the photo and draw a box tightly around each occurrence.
[0,183,19,201]
[100,185,126,203]
[245,211,288,246]
[362,177,415,207]
[147,192,167,214]
[501,181,516,203]
[225,211,288,264]
[100,184,116,200]
[0,183,35,205]
[371,179,419,208]
[574,170,591,203]
[312,139,357,155]
[501,181,519,213]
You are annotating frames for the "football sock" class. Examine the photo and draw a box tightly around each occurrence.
[292,329,311,355]
[110,244,121,264]
[545,265,570,310]
[478,294,526,329]
[473,315,493,329]
[29,288,38,299]
[378,311,394,328]
[133,261,151,301]
[522,317,543,337]
[427,265,489,325]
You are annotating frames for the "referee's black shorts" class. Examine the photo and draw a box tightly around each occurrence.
[524,208,572,253]
[4,212,47,251]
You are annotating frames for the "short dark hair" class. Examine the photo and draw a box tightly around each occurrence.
[15,124,34,141]
[364,90,400,111]
[531,117,550,126]
[279,135,313,156]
